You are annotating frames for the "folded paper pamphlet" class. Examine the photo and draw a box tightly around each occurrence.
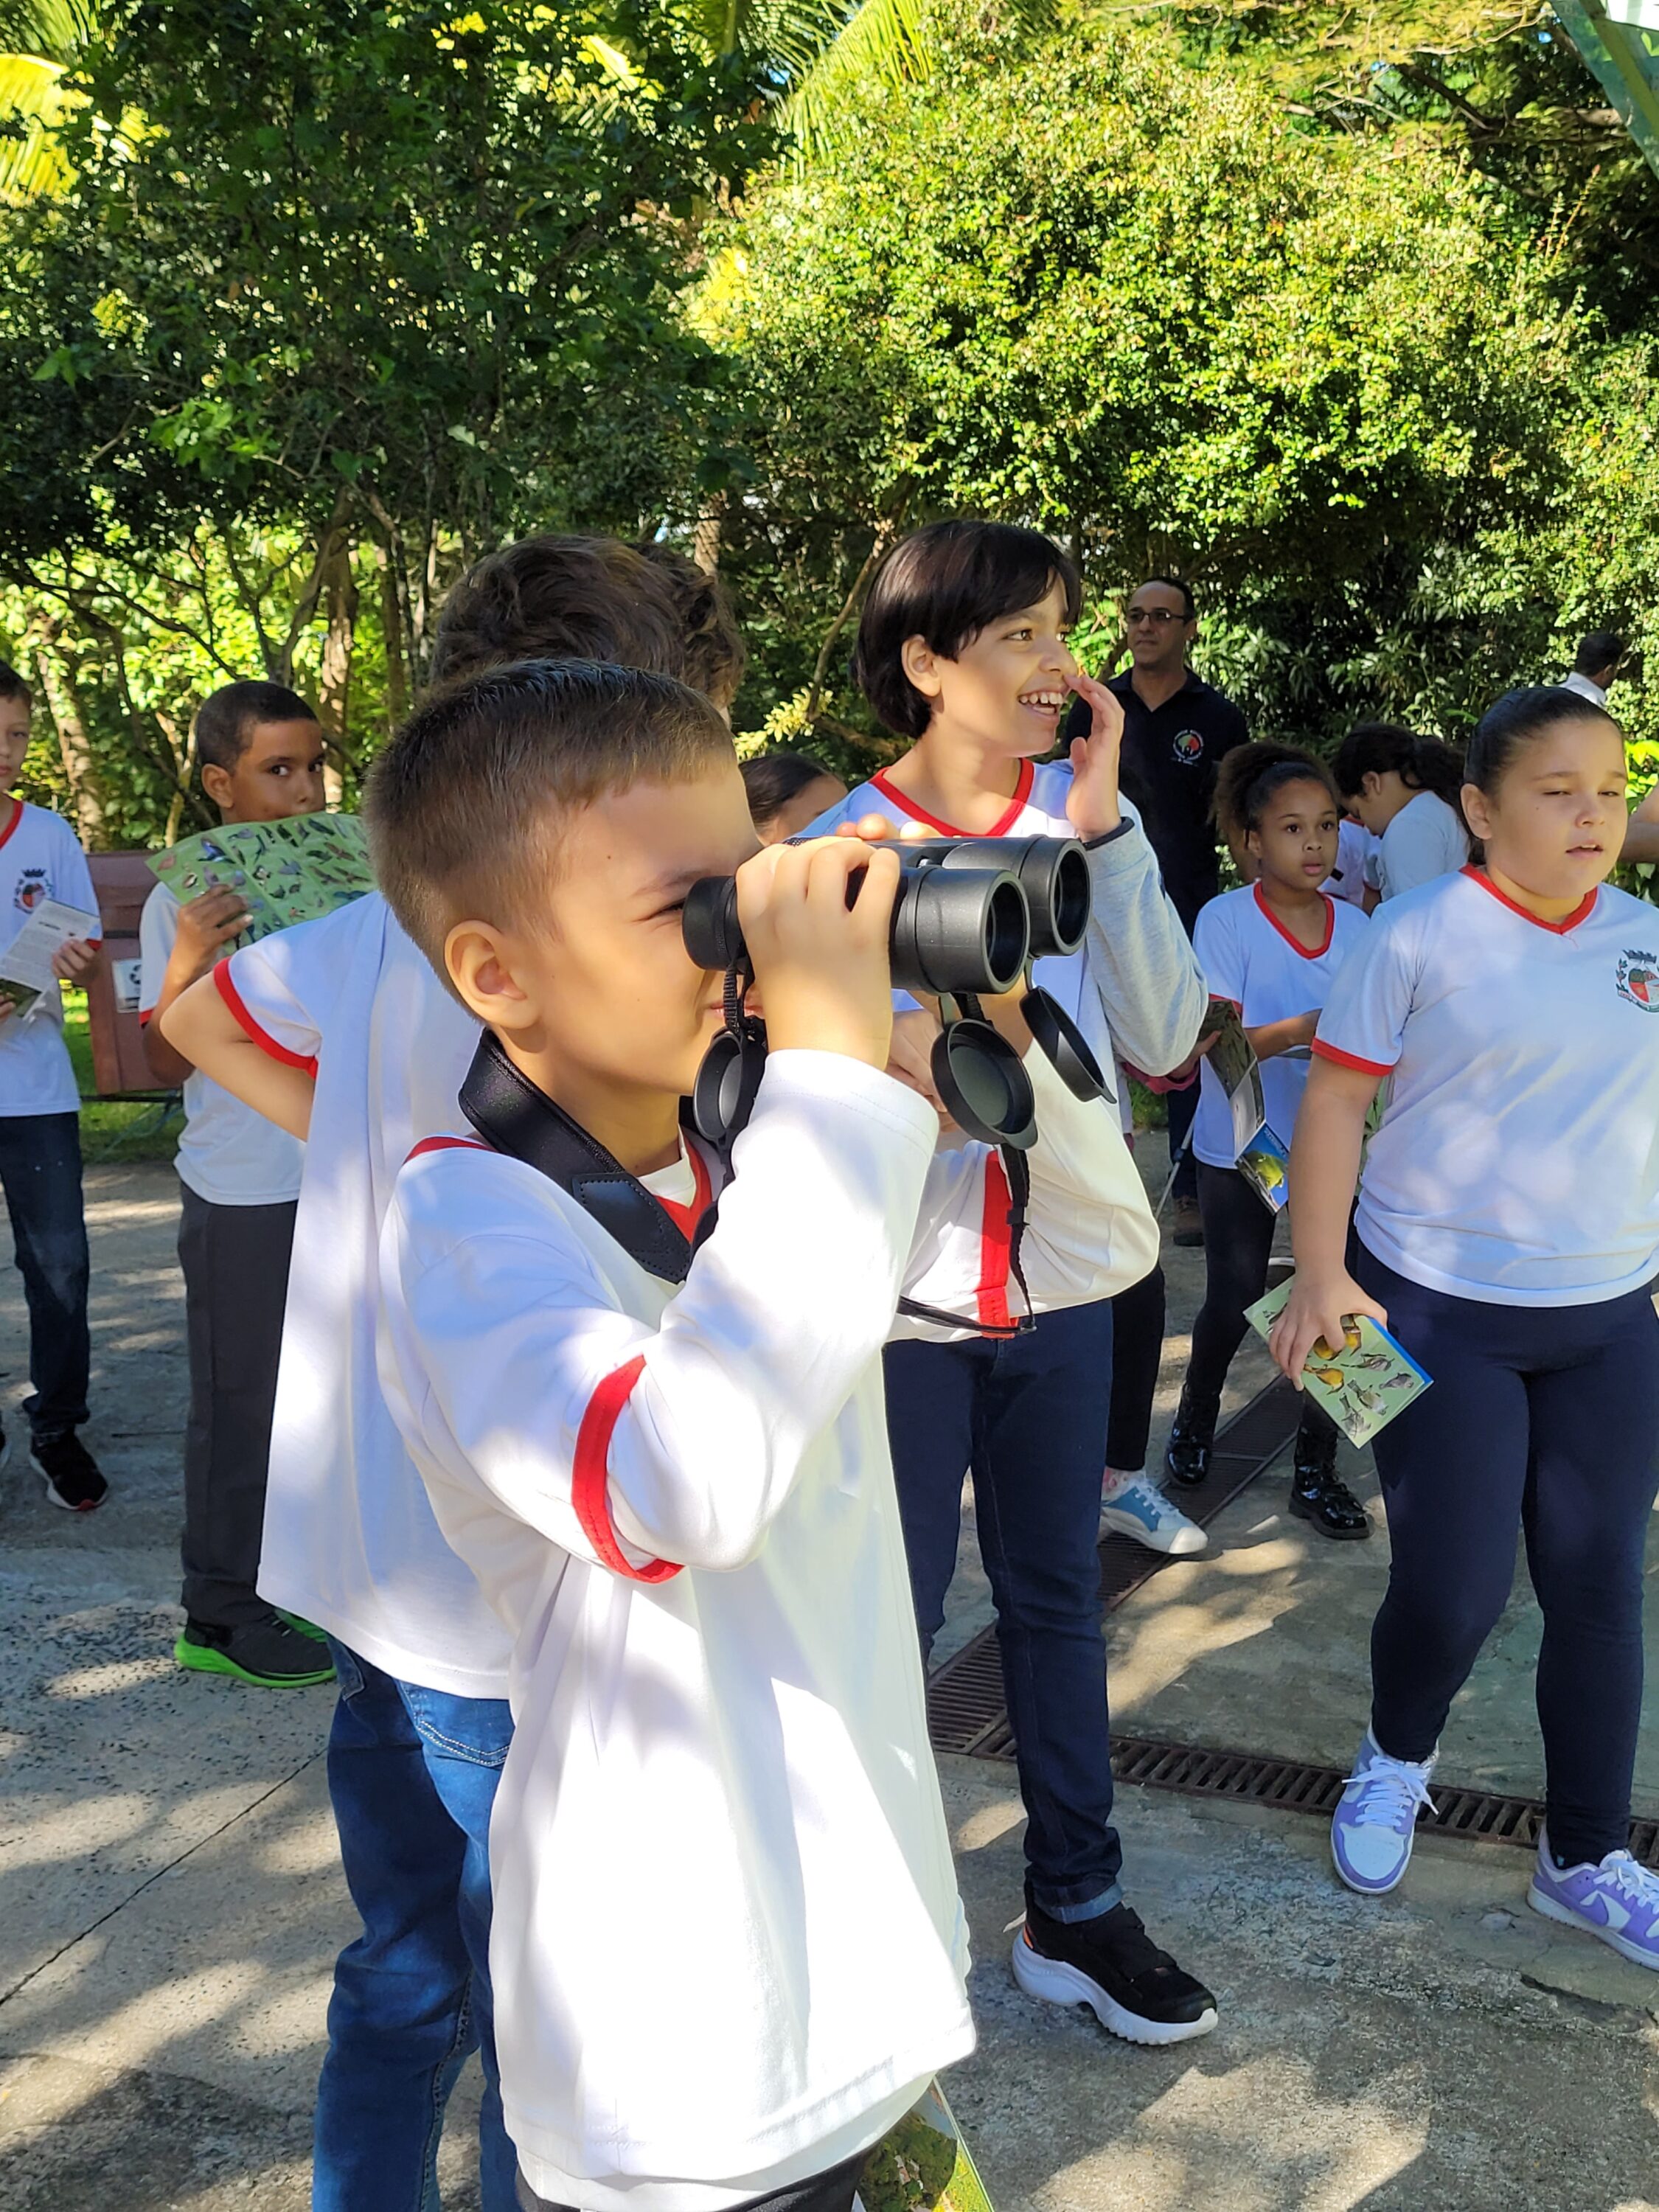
[1197,995,1265,1159]
[0,898,101,1015]
[1237,1123,1289,1214]
[1245,1278,1430,1447]
[854,2083,995,2212]
[147,814,375,944]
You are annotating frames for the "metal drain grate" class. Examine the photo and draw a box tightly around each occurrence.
[928,1374,1304,1759]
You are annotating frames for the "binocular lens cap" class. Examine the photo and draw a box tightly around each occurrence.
[931,1021,1037,1151]
[1020,987,1108,1102]
[692,1026,766,1148]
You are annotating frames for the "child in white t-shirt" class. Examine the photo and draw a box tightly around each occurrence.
[140,680,335,1689]
[1274,687,1659,1964]
[364,656,1155,2212]
[0,662,105,1509]
[1164,742,1370,1538]
[1332,723,1470,901]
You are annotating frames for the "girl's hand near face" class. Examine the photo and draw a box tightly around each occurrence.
[1064,672,1124,841]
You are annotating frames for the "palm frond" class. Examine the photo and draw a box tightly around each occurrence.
[0,49,72,200]
[0,0,97,65]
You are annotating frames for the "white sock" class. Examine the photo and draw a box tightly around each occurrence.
[1102,1466,1144,1501]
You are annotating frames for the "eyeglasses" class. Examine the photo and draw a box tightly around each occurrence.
[1125,606,1191,628]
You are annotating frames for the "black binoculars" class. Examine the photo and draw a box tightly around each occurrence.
[682,836,1109,1153]
[681,835,1091,1000]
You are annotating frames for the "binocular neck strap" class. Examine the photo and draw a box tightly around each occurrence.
[459,1031,698,1286]
[897,1142,1034,1340]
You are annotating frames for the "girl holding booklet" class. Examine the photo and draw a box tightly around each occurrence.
[1272,687,1659,1967]
[1164,742,1371,1538]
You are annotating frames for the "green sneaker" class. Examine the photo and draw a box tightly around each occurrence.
[276,1610,331,1644]
[175,1613,336,1688]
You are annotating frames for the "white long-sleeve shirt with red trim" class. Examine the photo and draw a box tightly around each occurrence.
[378,1043,1156,2212]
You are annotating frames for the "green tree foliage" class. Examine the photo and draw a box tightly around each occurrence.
[711,12,1607,757]
[0,0,770,839]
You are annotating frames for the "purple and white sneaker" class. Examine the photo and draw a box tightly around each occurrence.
[1330,1731,1438,1896]
[1528,1834,1659,1971]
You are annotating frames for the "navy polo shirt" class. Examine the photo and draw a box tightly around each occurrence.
[1065,669,1247,929]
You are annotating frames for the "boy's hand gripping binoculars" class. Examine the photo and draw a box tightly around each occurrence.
[682,835,1110,1151]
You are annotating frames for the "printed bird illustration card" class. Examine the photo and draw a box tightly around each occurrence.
[1198,995,1265,1158]
[147,814,375,943]
[1237,1122,1290,1214]
[855,2082,995,2212]
[1245,1277,1431,1447]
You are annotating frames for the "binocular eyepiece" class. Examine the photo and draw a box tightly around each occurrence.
[681,835,1091,1001]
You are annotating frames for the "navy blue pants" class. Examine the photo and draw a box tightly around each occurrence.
[1356,1245,1659,1865]
[886,1300,1121,1919]
[0,1110,90,1439]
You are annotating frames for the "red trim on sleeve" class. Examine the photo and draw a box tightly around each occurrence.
[1459,865,1597,935]
[869,759,1034,838]
[1253,883,1335,960]
[213,961,319,1077]
[405,1135,492,1162]
[138,1006,153,1027]
[975,1153,1015,1332]
[656,1144,713,1242]
[0,797,21,851]
[1311,1040,1394,1077]
[571,1354,682,1584]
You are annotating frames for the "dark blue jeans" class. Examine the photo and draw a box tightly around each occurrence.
[1356,1247,1659,1866]
[0,1110,90,1439]
[315,1641,517,2212]
[886,1299,1121,1920]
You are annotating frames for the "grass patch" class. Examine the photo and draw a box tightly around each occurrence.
[62,990,181,1165]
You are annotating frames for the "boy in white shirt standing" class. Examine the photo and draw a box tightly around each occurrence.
[0,662,105,1510]
[141,680,334,1688]
[358,655,1162,2212]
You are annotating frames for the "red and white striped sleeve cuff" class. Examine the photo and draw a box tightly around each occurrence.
[1311,1039,1394,1077]
[213,961,319,1078]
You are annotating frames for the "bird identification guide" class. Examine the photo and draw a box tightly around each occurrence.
[1245,1278,1431,1447]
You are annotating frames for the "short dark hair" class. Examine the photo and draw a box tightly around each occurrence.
[1133,575,1197,619]
[853,521,1082,740]
[1332,723,1465,812]
[1466,686,1621,797]
[1574,630,1625,678]
[0,661,32,708]
[1214,740,1337,846]
[429,536,689,690]
[633,541,747,711]
[366,658,735,995]
[194,681,317,776]
[740,748,838,831]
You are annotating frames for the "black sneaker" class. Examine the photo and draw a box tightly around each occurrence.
[1164,1382,1218,1490]
[31,1430,108,1513]
[1012,1891,1218,2046]
[174,1612,336,1688]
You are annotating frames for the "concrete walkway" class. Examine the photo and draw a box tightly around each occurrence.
[1,1159,1657,2209]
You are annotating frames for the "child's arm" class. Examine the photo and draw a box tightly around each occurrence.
[161,969,314,1139]
[142,886,252,1088]
[1246,1009,1319,1061]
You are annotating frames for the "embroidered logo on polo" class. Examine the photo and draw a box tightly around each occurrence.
[1615,950,1659,1009]
[14,867,47,914]
[1172,730,1204,765]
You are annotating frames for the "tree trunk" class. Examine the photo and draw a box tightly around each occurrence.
[373,538,411,730]
[29,619,108,849]
[317,537,359,807]
[693,494,726,574]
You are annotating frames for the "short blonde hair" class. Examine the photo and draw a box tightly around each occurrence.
[366,658,735,993]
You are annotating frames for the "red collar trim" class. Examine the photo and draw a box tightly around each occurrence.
[0,797,22,852]
[406,1135,493,1163]
[1253,882,1335,961]
[1460,866,1597,935]
[655,1141,713,1242]
[869,757,1034,838]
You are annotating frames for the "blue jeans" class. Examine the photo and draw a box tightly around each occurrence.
[0,1110,90,1439]
[314,1641,517,2212]
[885,1299,1121,1920]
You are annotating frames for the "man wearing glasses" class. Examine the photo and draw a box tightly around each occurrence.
[1066,577,1247,1246]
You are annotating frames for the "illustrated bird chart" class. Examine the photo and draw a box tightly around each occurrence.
[147,815,375,944]
[1246,1279,1431,1447]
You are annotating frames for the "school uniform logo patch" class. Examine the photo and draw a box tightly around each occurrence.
[1172,729,1204,765]
[15,868,47,914]
[1615,950,1659,1009]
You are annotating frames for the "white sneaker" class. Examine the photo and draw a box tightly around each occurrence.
[1100,1473,1208,1557]
[1331,1731,1438,1895]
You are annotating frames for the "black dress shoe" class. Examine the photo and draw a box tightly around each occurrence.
[1288,1464,1371,1540]
[1164,1383,1219,1489]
